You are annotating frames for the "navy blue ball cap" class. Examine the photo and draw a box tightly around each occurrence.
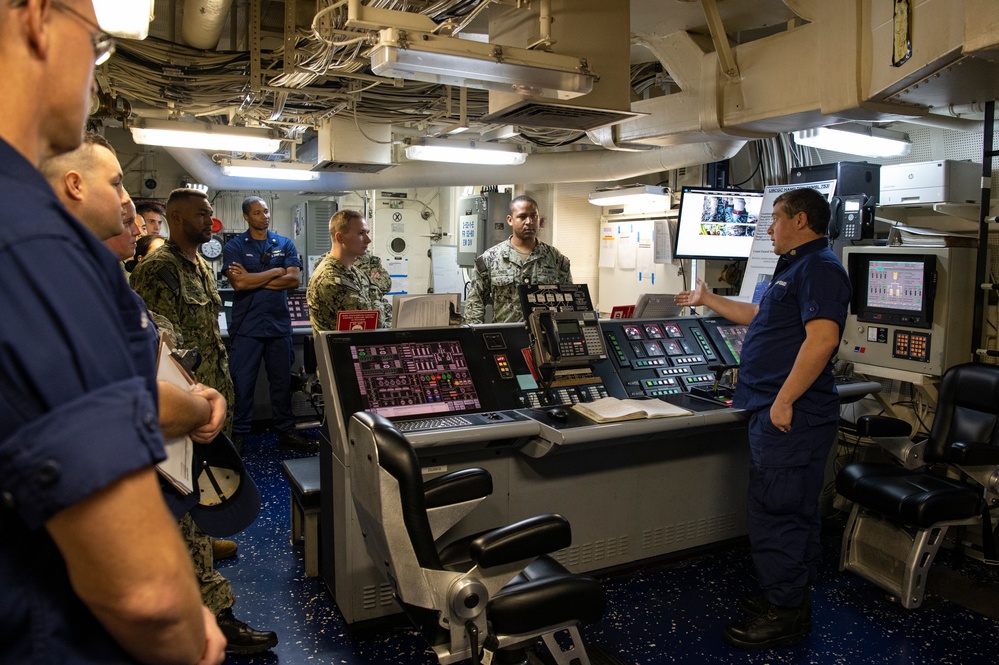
[190,433,260,538]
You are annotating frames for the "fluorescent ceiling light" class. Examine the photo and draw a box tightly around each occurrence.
[219,160,320,181]
[130,119,282,153]
[405,138,527,165]
[793,124,912,157]
[93,0,154,39]
[369,29,593,100]
[589,185,671,210]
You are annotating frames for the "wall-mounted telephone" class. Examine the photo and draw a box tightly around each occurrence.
[528,310,607,369]
[829,194,875,240]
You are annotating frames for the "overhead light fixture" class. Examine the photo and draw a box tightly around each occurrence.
[369,28,593,100]
[93,0,154,39]
[130,119,282,154]
[219,159,320,181]
[405,138,527,166]
[793,124,912,157]
[588,185,671,210]
[181,180,209,194]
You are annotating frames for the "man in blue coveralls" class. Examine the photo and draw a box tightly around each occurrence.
[223,196,315,451]
[675,188,850,649]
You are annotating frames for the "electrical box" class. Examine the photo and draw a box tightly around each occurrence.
[455,192,512,267]
[879,160,981,206]
[839,246,976,377]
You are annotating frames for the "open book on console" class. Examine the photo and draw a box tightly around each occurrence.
[571,396,693,423]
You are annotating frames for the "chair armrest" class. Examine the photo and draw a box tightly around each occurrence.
[857,415,912,438]
[470,514,570,568]
[424,468,492,509]
[947,441,999,466]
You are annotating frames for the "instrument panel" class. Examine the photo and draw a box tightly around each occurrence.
[601,317,730,398]
[321,316,748,432]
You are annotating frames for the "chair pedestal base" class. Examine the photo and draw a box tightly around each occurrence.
[840,504,978,609]
[540,625,591,665]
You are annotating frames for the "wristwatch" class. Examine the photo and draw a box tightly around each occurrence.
[199,235,224,261]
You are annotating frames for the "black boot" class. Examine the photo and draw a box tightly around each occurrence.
[724,602,809,649]
[738,593,812,630]
[215,607,278,654]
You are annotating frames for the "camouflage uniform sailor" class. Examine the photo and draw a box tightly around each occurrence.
[130,238,235,433]
[306,254,385,331]
[129,191,278,651]
[307,209,387,332]
[130,238,237,616]
[355,250,394,327]
[463,195,572,324]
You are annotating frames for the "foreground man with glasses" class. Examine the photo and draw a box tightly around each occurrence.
[0,1,223,664]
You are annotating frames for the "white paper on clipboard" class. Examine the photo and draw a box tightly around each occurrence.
[155,339,195,494]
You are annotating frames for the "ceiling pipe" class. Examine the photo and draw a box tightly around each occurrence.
[165,140,747,191]
[903,113,985,133]
[182,0,234,50]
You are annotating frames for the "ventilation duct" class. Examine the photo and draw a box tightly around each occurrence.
[166,140,745,191]
[485,0,639,131]
[314,115,395,174]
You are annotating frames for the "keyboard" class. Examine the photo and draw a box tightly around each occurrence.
[395,416,474,432]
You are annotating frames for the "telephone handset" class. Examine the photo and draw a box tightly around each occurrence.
[528,310,607,369]
[829,194,874,241]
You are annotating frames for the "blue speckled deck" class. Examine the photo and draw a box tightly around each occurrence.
[220,429,999,664]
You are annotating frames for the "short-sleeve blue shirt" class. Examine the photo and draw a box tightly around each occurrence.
[222,230,302,337]
[0,138,165,664]
[733,237,851,419]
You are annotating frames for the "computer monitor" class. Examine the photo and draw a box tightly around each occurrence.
[673,187,764,261]
[633,293,684,319]
[346,338,482,419]
[847,252,937,329]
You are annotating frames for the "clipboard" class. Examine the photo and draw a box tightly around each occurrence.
[155,334,196,494]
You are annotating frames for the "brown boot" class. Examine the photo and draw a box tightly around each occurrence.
[211,538,238,560]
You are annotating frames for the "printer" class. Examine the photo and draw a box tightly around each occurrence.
[879,159,981,206]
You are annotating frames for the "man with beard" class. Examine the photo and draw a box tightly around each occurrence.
[463,195,572,324]
[130,188,278,655]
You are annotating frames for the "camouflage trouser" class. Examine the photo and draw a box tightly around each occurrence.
[179,513,234,615]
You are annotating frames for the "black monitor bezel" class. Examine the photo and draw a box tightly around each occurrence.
[848,252,937,329]
[673,186,765,261]
[323,327,502,424]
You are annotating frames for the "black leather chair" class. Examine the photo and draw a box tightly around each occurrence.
[348,411,606,665]
[837,362,999,609]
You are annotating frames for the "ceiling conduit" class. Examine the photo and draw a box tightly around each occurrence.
[182,0,234,50]
[165,140,746,191]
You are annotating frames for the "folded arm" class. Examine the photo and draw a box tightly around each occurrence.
[263,265,301,291]
[225,263,286,290]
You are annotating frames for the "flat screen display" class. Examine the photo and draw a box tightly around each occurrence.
[848,252,937,329]
[715,324,749,364]
[674,187,765,260]
[865,259,924,312]
[350,339,481,418]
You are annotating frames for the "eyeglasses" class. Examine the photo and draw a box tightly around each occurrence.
[260,249,272,266]
[10,0,116,65]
